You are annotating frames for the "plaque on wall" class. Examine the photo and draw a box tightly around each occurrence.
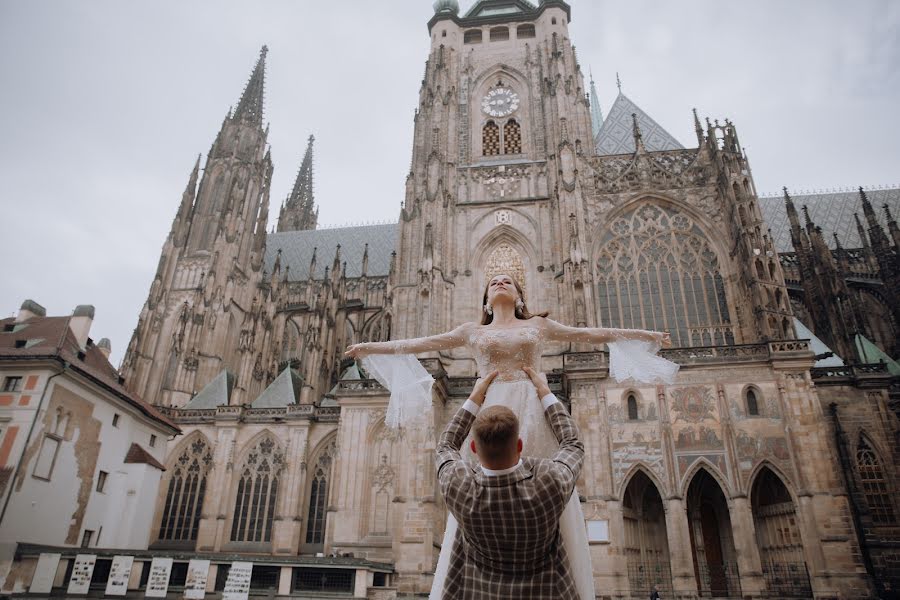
[29,553,61,594]
[105,555,134,596]
[66,554,97,595]
[183,559,211,599]
[222,561,253,600]
[144,557,173,598]
[586,519,610,543]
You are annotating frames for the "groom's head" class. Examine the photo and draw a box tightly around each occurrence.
[470,406,523,469]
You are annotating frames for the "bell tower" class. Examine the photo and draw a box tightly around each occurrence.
[393,0,593,364]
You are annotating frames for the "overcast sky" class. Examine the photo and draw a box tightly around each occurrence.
[1,0,898,366]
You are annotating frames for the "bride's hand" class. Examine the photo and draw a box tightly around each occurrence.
[344,343,371,359]
[470,371,499,406]
[657,332,672,348]
[523,367,551,398]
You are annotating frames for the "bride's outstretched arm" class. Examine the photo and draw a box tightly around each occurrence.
[345,322,473,358]
[541,317,672,347]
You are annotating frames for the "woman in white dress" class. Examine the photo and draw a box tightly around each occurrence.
[346,274,672,599]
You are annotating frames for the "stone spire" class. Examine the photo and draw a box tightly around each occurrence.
[884,203,900,250]
[172,154,201,247]
[233,45,268,126]
[589,71,604,139]
[859,187,890,250]
[277,135,318,232]
[630,113,645,154]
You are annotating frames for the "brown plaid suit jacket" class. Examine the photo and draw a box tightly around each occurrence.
[435,400,585,599]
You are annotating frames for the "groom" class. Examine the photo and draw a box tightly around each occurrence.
[435,367,585,599]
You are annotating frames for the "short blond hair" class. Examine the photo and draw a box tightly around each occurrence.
[472,406,519,462]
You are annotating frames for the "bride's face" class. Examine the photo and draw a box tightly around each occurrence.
[487,274,518,305]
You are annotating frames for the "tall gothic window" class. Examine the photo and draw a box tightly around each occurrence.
[281,319,302,363]
[483,121,501,156]
[484,243,526,293]
[746,388,760,416]
[230,437,284,543]
[856,437,896,525]
[627,394,639,421]
[305,440,337,550]
[504,119,522,154]
[595,204,732,347]
[159,437,213,543]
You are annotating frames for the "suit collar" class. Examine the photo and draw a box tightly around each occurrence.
[481,459,523,477]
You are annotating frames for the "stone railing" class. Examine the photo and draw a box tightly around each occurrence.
[335,379,386,394]
[163,402,339,424]
[811,362,892,384]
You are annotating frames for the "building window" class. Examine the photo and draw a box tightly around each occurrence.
[503,119,522,154]
[595,204,733,348]
[231,437,284,543]
[489,27,510,42]
[464,29,482,44]
[159,437,214,543]
[746,388,760,416]
[150,434,157,448]
[3,376,22,392]
[552,17,557,25]
[293,568,354,593]
[483,121,501,156]
[517,24,536,39]
[96,471,108,493]
[112,414,120,427]
[305,440,337,549]
[626,394,639,421]
[81,530,94,548]
[856,437,897,526]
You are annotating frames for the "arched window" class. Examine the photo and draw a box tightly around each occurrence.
[595,204,732,347]
[490,27,510,42]
[627,394,639,421]
[856,437,896,525]
[745,388,760,416]
[503,119,522,154]
[305,439,337,550]
[484,243,526,293]
[756,258,767,280]
[551,17,557,25]
[464,29,482,44]
[517,24,536,39]
[159,437,213,543]
[230,437,284,543]
[483,121,501,156]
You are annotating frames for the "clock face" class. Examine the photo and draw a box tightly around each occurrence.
[482,88,520,117]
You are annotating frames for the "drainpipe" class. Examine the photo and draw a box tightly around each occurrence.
[0,360,68,529]
[828,403,882,598]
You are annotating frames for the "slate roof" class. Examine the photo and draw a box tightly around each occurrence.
[251,367,303,408]
[758,188,900,254]
[185,370,234,409]
[265,224,399,280]
[594,93,684,156]
[0,315,178,432]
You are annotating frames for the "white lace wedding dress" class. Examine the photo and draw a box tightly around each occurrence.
[361,317,679,600]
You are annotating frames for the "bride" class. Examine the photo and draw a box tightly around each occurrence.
[346,274,672,599]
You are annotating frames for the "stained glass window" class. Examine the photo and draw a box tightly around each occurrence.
[230,436,284,543]
[595,204,733,347]
[306,439,337,547]
[159,437,213,542]
[857,437,896,526]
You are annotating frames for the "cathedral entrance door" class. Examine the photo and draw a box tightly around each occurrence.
[686,469,741,598]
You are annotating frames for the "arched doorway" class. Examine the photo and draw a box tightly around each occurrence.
[686,469,741,597]
[623,471,673,597]
[751,467,811,597]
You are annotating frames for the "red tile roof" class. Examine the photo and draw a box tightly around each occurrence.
[124,443,166,471]
[0,316,178,433]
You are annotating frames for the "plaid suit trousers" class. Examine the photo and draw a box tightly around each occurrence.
[435,402,585,599]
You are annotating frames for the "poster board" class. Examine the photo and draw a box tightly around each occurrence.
[66,554,97,595]
[587,519,610,543]
[105,555,134,596]
[183,559,211,599]
[144,557,173,598]
[221,561,253,600]
[29,553,61,594]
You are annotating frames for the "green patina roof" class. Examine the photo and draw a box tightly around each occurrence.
[185,370,234,409]
[251,367,304,408]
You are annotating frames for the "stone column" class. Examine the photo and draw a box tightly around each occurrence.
[728,495,766,597]
[278,567,292,596]
[354,569,371,598]
[664,497,698,596]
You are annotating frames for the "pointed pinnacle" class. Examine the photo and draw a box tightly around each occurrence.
[233,45,268,126]
[802,205,812,226]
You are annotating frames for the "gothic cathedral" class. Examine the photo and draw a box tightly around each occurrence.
[121,1,899,598]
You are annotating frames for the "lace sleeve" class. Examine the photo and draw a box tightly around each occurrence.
[361,322,473,355]
[541,317,661,346]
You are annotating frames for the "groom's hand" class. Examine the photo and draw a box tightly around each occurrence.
[523,367,551,398]
[469,371,499,407]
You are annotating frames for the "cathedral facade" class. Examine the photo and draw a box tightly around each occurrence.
[117,1,899,598]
